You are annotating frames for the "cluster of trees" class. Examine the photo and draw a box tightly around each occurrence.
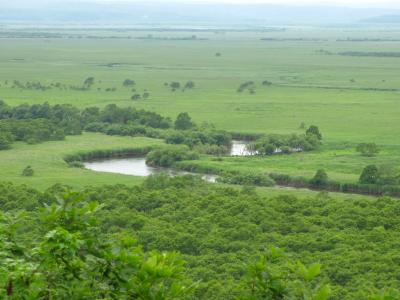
[85,111,233,152]
[0,101,178,149]
[0,119,65,148]
[359,165,400,186]
[146,145,199,167]
[217,171,275,187]
[248,126,322,155]
[131,91,150,101]
[356,143,380,157]
[0,178,399,299]
[236,80,273,94]
[338,51,400,58]
[0,102,232,153]
[4,77,103,92]
[237,81,256,94]
[164,81,195,92]
[166,129,231,149]
[10,80,53,91]
[0,101,172,130]
[0,101,83,135]
[271,167,400,197]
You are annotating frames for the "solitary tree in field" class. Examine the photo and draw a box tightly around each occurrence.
[174,112,195,130]
[22,166,34,177]
[359,165,379,184]
[123,79,135,87]
[170,82,181,91]
[184,81,195,90]
[83,77,95,88]
[131,94,141,101]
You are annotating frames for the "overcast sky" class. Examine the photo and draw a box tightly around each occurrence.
[74,0,400,8]
[4,0,400,10]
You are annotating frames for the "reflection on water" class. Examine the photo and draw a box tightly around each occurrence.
[84,157,218,183]
[230,140,255,156]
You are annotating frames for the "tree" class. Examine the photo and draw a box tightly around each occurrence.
[143,92,150,99]
[122,79,135,87]
[263,143,276,155]
[311,169,328,187]
[83,77,95,88]
[131,94,141,101]
[262,80,272,86]
[170,82,181,91]
[359,165,379,184]
[356,143,380,157]
[184,81,195,90]
[0,133,12,150]
[22,166,34,177]
[306,125,322,140]
[174,112,195,130]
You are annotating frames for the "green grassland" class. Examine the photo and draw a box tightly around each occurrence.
[0,133,162,189]
[1,26,400,188]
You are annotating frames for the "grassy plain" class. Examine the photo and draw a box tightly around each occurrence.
[1,26,400,188]
[0,133,162,190]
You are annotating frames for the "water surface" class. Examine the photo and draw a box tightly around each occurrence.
[84,157,218,182]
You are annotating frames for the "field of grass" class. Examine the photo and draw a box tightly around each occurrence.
[0,133,162,190]
[177,144,400,183]
[1,26,400,189]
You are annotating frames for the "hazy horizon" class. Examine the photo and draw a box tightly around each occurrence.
[2,0,400,26]
[4,0,400,9]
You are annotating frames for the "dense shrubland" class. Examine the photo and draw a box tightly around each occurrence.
[0,177,399,299]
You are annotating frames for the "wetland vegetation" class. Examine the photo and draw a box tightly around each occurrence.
[1,12,400,299]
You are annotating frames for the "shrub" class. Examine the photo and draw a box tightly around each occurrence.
[310,169,329,188]
[174,112,195,130]
[356,143,380,157]
[306,125,322,140]
[22,166,34,177]
[146,146,199,168]
[123,79,135,87]
[360,165,379,184]
[131,94,141,100]
[0,132,13,150]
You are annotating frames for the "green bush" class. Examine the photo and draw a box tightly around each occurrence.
[146,145,200,167]
[22,165,34,177]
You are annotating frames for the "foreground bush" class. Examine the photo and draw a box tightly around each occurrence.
[0,192,193,299]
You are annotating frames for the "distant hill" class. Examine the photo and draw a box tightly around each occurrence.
[1,1,400,26]
[361,15,400,23]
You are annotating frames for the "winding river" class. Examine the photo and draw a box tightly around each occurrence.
[84,141,252,181]
[84,157,218,182]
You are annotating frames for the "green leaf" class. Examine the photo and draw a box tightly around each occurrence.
[314,285,331,300]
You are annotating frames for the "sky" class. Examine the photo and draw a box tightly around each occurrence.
[77,0,400,9]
